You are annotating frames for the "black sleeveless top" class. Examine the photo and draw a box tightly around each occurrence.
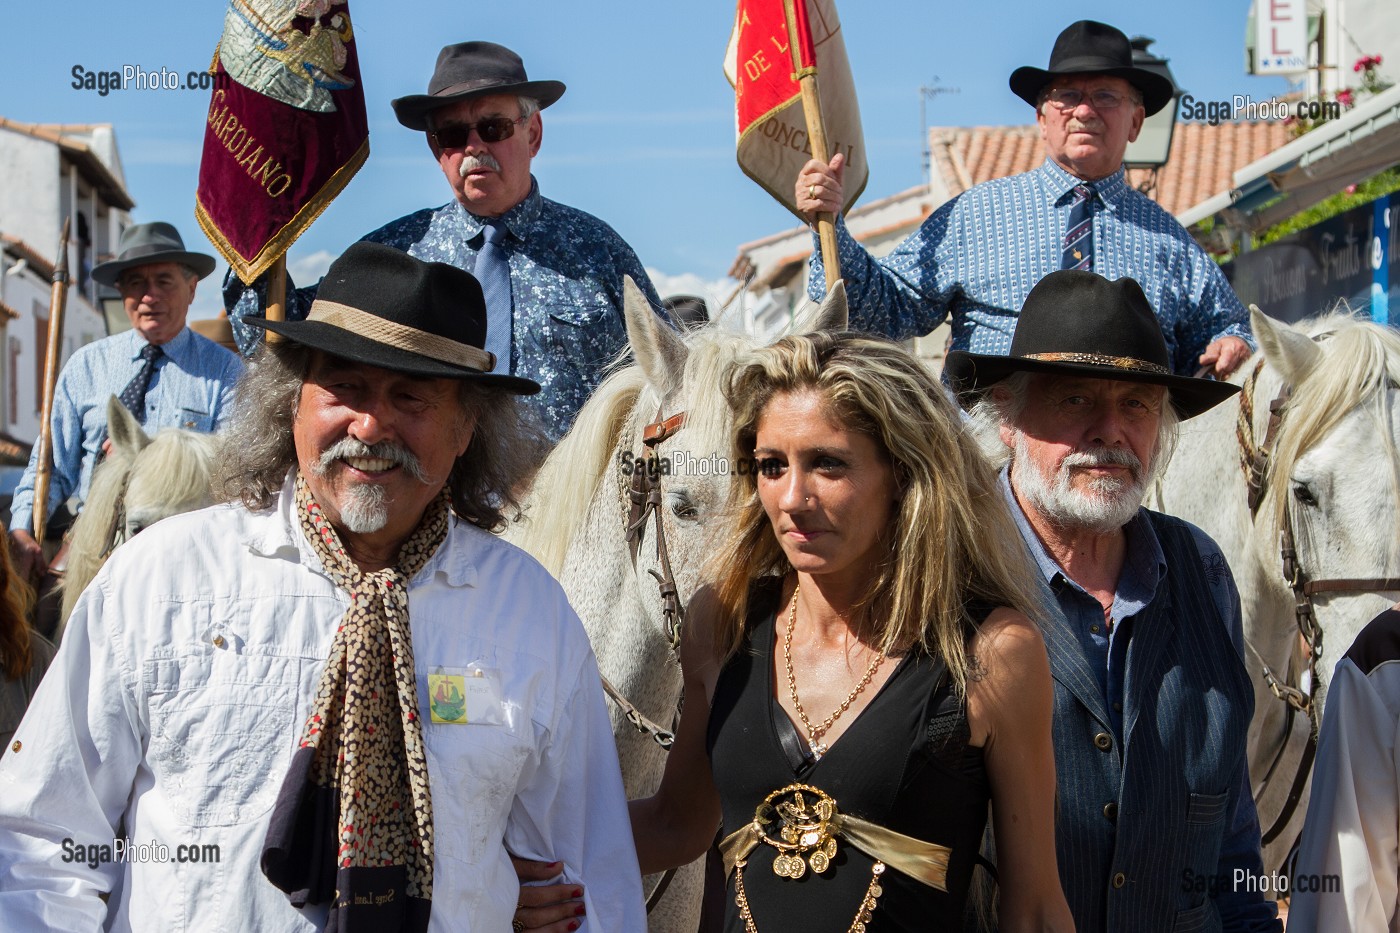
[706,579,992,932]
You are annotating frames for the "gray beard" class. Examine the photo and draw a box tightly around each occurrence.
[1012,436,1147,535]
[335,482,390,534]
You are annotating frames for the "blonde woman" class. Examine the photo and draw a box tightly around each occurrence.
[629,333,1073,932]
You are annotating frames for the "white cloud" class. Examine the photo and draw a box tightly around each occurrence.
[287,249,336,284]
[647,269,738,326]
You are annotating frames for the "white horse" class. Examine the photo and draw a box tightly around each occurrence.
[507,280,848,931]
[58,397,219,632]
[1155,307,1400,873]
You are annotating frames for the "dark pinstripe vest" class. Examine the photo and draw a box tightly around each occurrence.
[1045,510,1254,933]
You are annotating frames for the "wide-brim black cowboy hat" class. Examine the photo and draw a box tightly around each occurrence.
[91,222,217,286]
[945,270,1239,420]
[245,242,539,394]
[392,42,566,131]
[1009,20,1175,116]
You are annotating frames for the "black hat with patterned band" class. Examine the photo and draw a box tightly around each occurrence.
[944,270,1239,419]
[245,241,539,394]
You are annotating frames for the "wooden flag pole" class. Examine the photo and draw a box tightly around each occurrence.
[32,219,72,549]
[265,254,287,344]
[782,0,840,290]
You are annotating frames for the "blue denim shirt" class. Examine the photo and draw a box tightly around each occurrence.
[226,178,664,441]
[10,327,242,535]
[811,160,1251,375]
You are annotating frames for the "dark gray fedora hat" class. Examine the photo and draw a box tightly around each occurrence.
[1009,20,1175,116]
[245,242,539,394]
[945,270,1239,420]
[91,222,217,286]
[391,42,566,131]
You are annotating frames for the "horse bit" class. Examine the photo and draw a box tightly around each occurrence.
[1236,355,1400,845]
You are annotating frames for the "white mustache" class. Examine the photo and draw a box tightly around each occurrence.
[315,438,429,483]
[1061,446,1142,480]
[459,152,501,177]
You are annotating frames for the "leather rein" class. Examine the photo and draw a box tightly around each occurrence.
[1236,357,1400,845]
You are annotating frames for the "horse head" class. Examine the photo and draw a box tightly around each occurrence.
[1162,307,1400,871]
[58,397,219,634]
[1246,308,1400,703]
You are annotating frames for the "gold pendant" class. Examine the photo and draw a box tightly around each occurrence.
[809,850,830,873]
[787,854,807,879]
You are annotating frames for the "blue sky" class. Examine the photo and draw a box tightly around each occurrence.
[3,1,1295,316]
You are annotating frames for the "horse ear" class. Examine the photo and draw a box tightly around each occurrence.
[624,275,688,399]
[802,280,849,334]
[105,396,151,458]
[1252,305,1321,383]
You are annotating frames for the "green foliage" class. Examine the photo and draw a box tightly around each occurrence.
[1255,168,1400,247]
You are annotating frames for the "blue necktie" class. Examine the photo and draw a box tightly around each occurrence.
[1062,184,1095,271]
[475,220,513,374]
[118,343,163,424]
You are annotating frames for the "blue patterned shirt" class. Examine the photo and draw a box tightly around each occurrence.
[10,327,243,535]
[226,178,663,441]
[810,159,1251,374]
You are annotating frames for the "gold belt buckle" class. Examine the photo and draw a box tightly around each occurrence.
[752,784,840,878]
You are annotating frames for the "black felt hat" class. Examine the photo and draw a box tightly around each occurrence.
[391,42,566,131]
[245,242,539,394]
[91,222,217,286]
[944,271,1239,419]
[1009,20,1175,116]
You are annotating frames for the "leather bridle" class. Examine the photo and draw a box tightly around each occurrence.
[1236,357,1400,845]
[595,403,691,755]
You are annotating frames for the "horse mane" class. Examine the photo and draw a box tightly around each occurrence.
[1262,312,1400,549]
[125,428,220,521]
[59,428,219,636]
[514,324,755,575]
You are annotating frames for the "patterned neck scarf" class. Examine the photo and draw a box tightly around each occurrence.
[262,473,450,932]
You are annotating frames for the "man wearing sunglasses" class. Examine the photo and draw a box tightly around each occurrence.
[795,20,1252,380]
[226,41,663,442]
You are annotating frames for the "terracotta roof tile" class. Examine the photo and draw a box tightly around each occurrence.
[931,121,1292,216]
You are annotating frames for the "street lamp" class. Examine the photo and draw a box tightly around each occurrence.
[1123,36,1182,171]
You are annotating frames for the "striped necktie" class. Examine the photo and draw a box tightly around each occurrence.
[1061,184,1095,271]
[476,219,513,374]
[118,343,163,424]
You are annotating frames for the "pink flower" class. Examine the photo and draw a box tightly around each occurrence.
[1346,184,1358,195]
[1356,61,1365,72]
[1337,88,1355,106]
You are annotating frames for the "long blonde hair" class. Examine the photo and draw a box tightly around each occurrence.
[709,333,1046,692]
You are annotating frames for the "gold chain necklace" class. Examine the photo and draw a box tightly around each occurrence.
[734,856,884,933]
[783,583,888,759]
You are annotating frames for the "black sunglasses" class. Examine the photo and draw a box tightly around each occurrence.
[431,115,527,149]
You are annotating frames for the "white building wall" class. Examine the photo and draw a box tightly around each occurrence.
[0,131,62,256]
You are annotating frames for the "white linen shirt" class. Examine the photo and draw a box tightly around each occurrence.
[1289,608,1400,933]
[0,476,645,932]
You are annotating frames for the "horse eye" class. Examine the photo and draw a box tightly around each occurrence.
[669,491,700,522]
[1292,482,1318,507]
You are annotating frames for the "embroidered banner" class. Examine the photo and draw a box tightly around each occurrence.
[195,0,369,284]
[724,0,867,219]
